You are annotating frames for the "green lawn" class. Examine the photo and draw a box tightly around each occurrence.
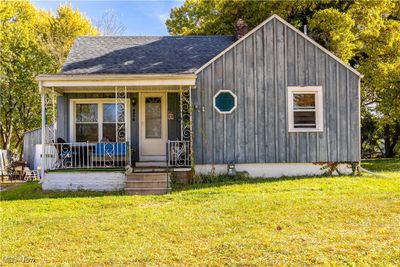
[1,159,399,266]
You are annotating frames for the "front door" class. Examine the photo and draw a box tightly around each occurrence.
[139,93,167,161]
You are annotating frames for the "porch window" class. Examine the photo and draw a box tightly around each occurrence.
[75,104,98,142]
[288,86,323,132]
[102,103,125,142]
[72,100,127,142]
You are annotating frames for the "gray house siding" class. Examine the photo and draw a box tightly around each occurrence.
[193,17,360,165]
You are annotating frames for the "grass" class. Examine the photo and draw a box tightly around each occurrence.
[1,159,399,266]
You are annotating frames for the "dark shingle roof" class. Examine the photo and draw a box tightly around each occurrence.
[61,36,235,74]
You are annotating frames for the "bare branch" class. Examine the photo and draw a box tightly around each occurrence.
[96,9,126,36]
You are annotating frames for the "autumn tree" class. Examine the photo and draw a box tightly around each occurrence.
[0,1,97,156]
[166,0,351,35]
[39,4,98,71]
[310,0,400,157]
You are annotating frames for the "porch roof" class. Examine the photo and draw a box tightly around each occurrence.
[36,73,196,93]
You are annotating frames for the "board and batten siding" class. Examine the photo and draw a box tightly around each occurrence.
[193,17,360,165]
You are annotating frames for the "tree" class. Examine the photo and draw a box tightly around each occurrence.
[0,1,52,155]
[350,0,400,158]
[166,0,351,35]
[96,9,126,36]
[39,4,98,71]
[308,8,360,63]
[0,1,97,157]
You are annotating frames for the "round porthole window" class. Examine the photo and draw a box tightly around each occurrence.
[213,90,237,114]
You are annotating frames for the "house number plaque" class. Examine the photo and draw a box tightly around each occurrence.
[168,112,174,120]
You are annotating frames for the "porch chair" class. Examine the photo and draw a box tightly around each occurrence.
[11,161,27,180]
[53,138,72,168]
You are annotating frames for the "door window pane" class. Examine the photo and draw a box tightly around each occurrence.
[76,104,98,122]
[76,124,98,142]
[103,103,125,122]
[294,111,316,128]
[145,97,161,138]
[293,94,315,109]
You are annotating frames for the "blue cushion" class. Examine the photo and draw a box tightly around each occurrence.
[95,143,127,156]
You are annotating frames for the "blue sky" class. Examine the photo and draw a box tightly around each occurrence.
[32,0,183,35]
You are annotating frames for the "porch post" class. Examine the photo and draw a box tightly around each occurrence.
[189,86,193,143]
[179,85,183,139]
[52,87,56,143]
[40,82,46,179]
[189,86,193,167]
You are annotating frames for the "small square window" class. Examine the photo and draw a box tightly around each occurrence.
[288,87,323,132]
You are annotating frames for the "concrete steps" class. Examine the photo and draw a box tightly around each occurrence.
[125,172,170,195]
[135,161,167,167]
[133,167,168,173]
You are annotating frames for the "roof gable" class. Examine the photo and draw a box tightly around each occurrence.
[195,14,361,77]
[62,36,235,75]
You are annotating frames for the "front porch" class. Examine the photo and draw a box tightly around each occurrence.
[37,74,195,192]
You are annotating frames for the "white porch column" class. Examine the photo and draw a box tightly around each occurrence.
[40,82,46,179]
[52,87,56,143]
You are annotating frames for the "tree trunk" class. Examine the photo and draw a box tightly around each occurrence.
[383,123,400,158]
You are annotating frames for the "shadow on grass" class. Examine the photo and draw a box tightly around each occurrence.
[3,158,395,201]
[171,174,341,192]
[1,182,125,201]
[173,158,398,192]
[3,176,336,201]
[361,158,400,172]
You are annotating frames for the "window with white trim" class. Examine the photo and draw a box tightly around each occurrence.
[213,90,237,114]
[72,100,127,142]
[288,86,323,132]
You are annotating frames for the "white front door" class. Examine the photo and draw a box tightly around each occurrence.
[139,92,167,161]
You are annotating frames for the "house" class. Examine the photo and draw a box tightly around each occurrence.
[35,15,361,194]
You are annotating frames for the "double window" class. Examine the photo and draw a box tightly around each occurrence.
[72,100,126,142]
[288,86,323,132]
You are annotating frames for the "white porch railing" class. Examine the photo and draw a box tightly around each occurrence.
[167,140,191,167]
[43,142,130,170]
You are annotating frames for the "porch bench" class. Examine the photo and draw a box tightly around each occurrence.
[91,143,128,166]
